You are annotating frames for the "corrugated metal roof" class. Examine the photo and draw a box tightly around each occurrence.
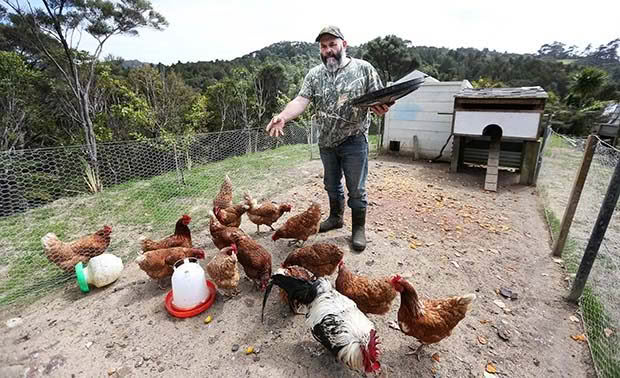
[455,86,548,99]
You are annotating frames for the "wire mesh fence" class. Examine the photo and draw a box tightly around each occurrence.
[538,130,620,378]
[0,123,315,308]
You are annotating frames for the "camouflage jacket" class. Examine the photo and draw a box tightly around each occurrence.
[298,58,383,148]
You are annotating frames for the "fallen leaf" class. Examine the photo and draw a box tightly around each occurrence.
[432,353,441,362]
[480,319,490,324]
[604,328,614,338]
[571,334,586,342]
[569,316,580,323]
[478,335,488,345]
[486,363,497,373]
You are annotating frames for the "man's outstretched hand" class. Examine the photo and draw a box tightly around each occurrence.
[266,116,285,137]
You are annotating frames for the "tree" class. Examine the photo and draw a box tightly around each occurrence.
[127,65,197,138]
[567,67,608,107]
[471,77,506,88]
[1,0,167,191]
[361,35,418,83]
[0,51,42,151]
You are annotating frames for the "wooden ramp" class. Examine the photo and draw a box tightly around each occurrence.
[484,139,500,191]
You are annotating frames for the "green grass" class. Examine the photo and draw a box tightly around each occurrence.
[0,142,314,307]
[540,162,620,377]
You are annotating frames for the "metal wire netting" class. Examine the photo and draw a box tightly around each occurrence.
[0,124,313,307]
[538,131,620,378]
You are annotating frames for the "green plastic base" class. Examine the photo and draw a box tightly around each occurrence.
[75,262,90,293]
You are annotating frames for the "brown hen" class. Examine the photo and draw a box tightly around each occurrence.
[243,192,292,233]
[391,275,475,360]
[213,174,233,210]
[141,214,192,252]
[335,260,396,315]
[215,203,248,228]
[42,225,112,272]
[231,232,272,290]
[281,242,344,277]
[271,202,321,246]
[208,210,246,249]
[135,247,205,288]
[206,244,240,296]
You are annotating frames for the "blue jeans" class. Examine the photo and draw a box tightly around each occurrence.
[319,133,368,210]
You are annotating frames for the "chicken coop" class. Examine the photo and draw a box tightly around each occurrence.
[382,70,472,161]
[449,87,548,191]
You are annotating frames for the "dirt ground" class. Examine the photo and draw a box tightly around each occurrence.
[0,156,594,378]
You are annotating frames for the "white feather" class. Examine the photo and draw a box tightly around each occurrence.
[305,278,375,373]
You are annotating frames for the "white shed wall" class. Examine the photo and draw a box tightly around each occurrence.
[382,80,471,161]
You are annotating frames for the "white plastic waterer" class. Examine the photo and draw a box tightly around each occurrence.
[171,257,209,310]
[75,253,124,293]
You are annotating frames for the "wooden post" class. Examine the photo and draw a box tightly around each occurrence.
[552,135,597,257]
[520,140,540,185]
[412,135,419,161]
[450,135,462,173]
[568,155,620,302]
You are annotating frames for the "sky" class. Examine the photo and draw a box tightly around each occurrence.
[76,0,620,65]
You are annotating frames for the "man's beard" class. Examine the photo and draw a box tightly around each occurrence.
[321,49,344,72]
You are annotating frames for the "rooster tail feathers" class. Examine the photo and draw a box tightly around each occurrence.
[261,280,275,323]
[271,274,318,305]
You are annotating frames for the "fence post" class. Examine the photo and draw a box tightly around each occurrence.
[552,135,597,257]
[568,157,620,302]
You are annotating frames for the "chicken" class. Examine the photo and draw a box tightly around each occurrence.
[262,275,381,375]
[42,225,112,272]
[206,244,240,297]
[243,192,292,233]
[215,203,248,228]
[231,232,272,290]
[213,174,233,210]
[271,202,321,246]
[335,260,397,315]
[390,275,476,360]
[141,214,192,252]
[274,266,315,315]
[281,243,344,277]
[208,210,246,249]
[135,247,205,288]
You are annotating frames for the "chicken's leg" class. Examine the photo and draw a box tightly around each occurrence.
[406,344,425,361]
[256,224,261,234]
[268,225,275,231]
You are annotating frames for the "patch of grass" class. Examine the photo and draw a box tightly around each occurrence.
[0,142,314,307]
[541,201,620,377]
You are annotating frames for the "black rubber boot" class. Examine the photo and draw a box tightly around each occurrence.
[351,208,366,252]
[319,199,345,233]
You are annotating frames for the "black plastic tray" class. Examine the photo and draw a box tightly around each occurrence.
[350,76,426,108]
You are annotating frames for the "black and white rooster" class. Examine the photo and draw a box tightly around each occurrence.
[262,273,381,374]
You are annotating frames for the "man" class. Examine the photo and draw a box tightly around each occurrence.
[266,25,390,252]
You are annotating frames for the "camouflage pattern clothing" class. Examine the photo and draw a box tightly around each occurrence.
[298,58,383,148]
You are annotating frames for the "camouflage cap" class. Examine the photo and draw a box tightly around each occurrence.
[315,25,345,42]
